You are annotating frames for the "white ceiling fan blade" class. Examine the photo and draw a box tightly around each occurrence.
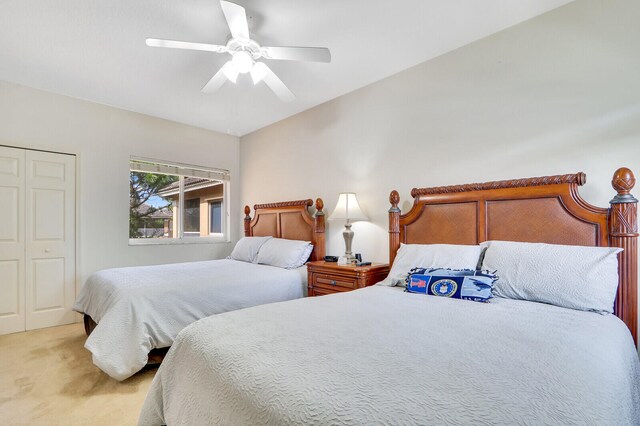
[221,61,239,83]
[249,62,268,84]
[146,38,227,53]
[255,62,295,102]
[220,1,250,41]
[201,63,232,93]
[261,46,331,63]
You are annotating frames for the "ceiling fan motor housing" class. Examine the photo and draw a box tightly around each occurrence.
[226,38,261,58]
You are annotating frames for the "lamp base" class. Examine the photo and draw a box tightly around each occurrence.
[343,254,357,264]
[343,221,357,264]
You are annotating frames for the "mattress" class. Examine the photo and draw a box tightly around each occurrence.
[73,259,306,380]
[139,285,640,425]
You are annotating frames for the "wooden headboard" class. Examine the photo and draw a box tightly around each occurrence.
[244,198,326,261]
[389,168,638,344]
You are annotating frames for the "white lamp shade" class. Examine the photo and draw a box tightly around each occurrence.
[329,193,368,221]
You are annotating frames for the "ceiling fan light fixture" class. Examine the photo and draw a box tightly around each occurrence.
[222,61,239,83]
[250,62,268,84]
[232,50,254,74]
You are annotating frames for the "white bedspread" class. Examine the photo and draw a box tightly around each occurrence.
[73,259,306,381]
[139,286,640,425]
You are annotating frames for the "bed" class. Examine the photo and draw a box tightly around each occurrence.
[74,198,326,381]
[139,168,639,425]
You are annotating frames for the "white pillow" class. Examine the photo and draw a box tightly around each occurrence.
[255,238,313,269]
[378,243,483,287]
[228,236,272,263]
[481,240,622,313]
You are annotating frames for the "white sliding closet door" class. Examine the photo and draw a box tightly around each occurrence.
[0,147,26,335]
[25,150,76,330]
[0,146,76,335]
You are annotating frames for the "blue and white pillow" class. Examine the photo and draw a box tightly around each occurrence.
[405,268,497,303]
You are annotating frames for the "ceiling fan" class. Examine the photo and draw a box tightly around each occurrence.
[146,0,331,102]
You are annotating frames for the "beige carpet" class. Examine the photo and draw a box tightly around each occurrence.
[0,323,156,425]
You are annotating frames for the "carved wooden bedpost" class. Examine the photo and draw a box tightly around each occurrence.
[389,190,401,265]
[243,205,252,237]
[609,167,638,345]
[314,198,326,259]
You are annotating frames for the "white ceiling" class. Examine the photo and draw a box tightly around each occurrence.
[0,0,571,136]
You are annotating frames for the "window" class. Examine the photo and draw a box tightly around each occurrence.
[184,199,200,236]
[209,200,222,235]
[129,157,229,244]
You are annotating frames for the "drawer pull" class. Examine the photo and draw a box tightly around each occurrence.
[330,280,336,286]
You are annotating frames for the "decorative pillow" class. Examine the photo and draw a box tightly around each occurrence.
[377,243,483,287]
[228,236,272,263]
[481,240,622,314]
[406,268,497,303]
[255,238,314,269]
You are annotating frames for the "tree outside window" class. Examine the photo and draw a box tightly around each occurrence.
[129,172,177,238]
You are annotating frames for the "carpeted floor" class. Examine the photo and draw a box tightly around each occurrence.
[0,323,156,425]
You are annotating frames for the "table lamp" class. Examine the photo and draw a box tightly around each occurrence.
[329,192,368,263]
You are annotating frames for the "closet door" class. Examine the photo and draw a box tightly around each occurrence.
[0,147,26,334]
[25,150,76,330]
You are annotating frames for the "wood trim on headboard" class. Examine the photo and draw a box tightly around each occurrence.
[389,168,638,344]
[244,198,326,261]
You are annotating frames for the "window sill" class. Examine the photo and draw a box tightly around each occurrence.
[129,237,230,246]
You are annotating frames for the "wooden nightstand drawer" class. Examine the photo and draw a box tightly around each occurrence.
[314,273,357,290]
[311,286,346,296]
[306,261,390,297]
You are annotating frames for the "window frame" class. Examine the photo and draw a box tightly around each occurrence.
[208,198,224,237]
[128,156,230,246]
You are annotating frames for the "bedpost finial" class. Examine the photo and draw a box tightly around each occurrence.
[613,167,636,194]
[315,198,324,213]
[390,190,399,207]
[389,190,401,212]
[611,168,638,204]
[244,205,250,217]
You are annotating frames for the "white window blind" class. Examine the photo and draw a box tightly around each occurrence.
[130,157,229,181]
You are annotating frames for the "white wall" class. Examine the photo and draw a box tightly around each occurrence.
[240,0,640,264]
[0,81,240,291]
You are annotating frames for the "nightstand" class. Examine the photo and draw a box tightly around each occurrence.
[307,261,390,296]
